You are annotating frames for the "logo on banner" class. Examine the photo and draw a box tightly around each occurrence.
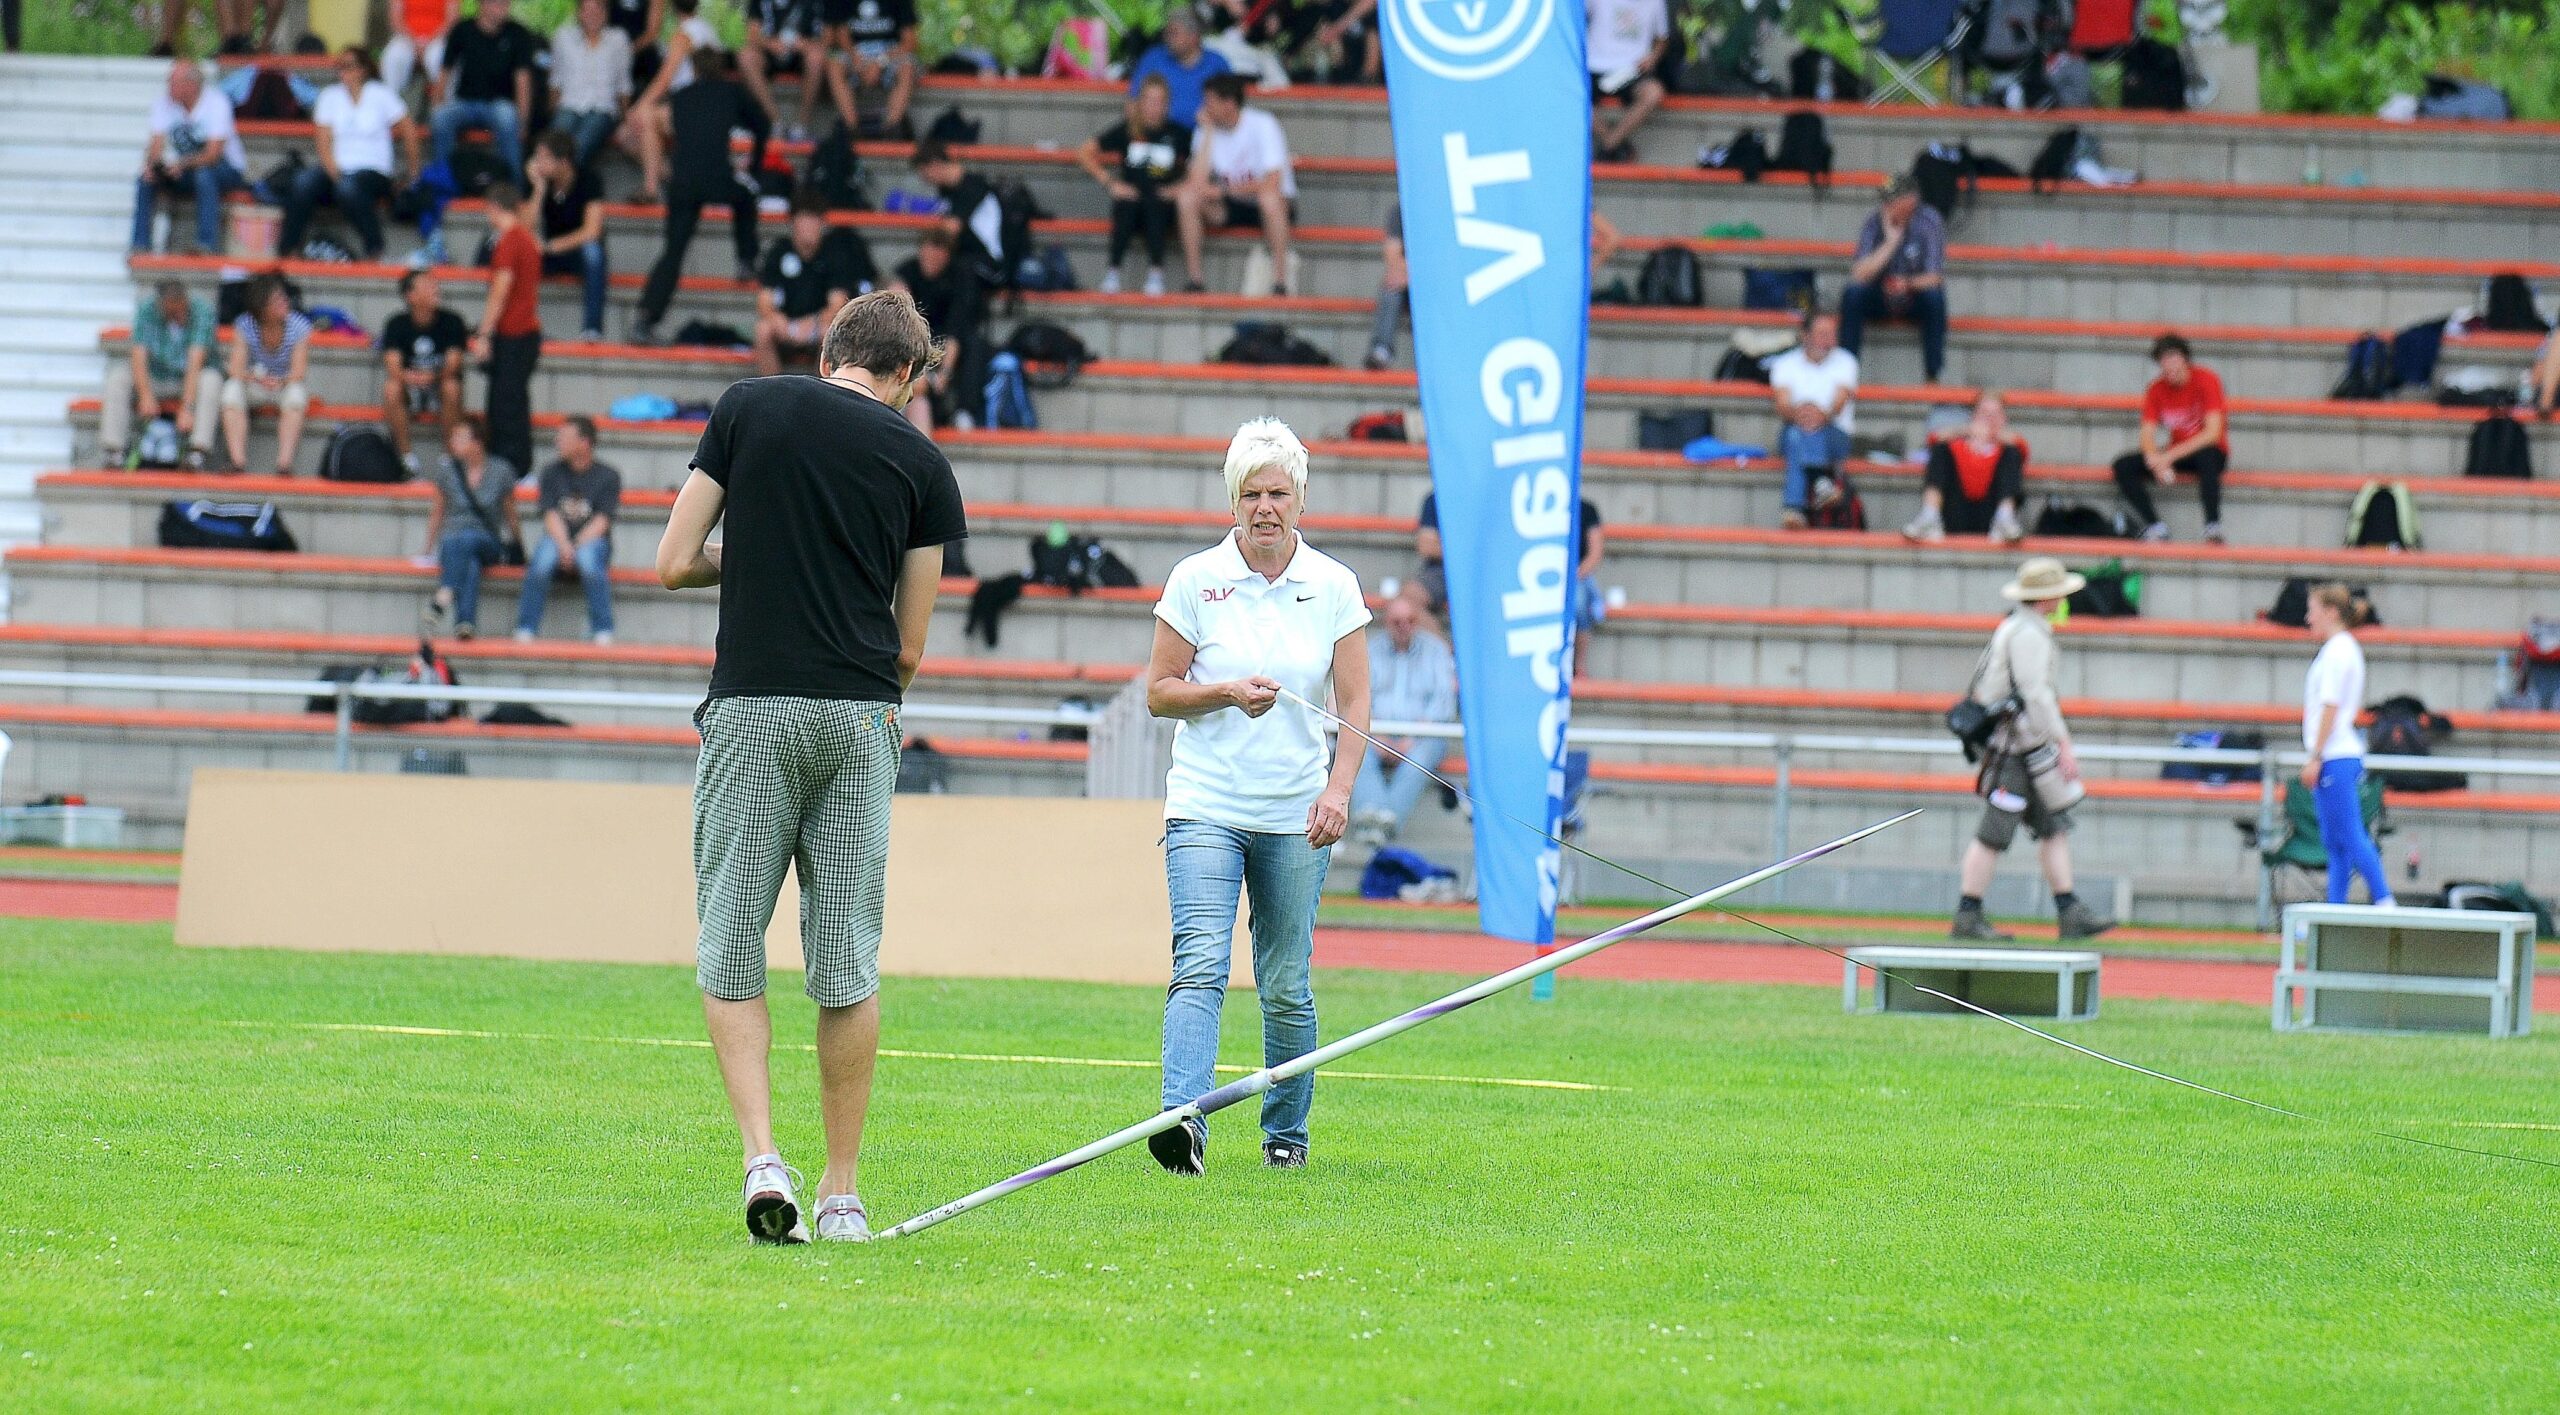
[1382,0,1555,81]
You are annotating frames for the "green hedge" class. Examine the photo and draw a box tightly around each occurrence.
[2228,0,2560,119]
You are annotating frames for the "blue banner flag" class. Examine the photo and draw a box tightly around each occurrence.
[1379,0,1592,945]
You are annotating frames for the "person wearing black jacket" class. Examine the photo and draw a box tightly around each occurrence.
[631,47,770,345]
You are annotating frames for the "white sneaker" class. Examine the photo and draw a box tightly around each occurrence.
[592,630,614,646]
[815,1193,871,1242]
[1989,504,2024,545]
[2202,520,2226,545]
[1099,268,1123,295]
[2139,521,2171,542]
[512,628,534,644]
[1142,267,1166,297]
[1901,507,1945,543]
[743,1153,809,1244]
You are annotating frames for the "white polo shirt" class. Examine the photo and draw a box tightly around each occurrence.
[1154,531,1370,832]
[2304,631,2368,760]
[1768,344,1860,433]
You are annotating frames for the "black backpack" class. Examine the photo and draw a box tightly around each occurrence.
[1912,144,1966,219]
[2331,333,2392,401]
[1004,321,1092,388]
[2067,559,2141,617]
[2266,577,2379,629]
[1637,409,1714,451]
[2033,500,2137,539]
[1770,111,1832,184]
[1028,533,1136,594]
[1217,322,1332,366]
[1707,128,1768,182]
[320,423,407,483]
[157,499,297,552]
[924,106,981,146]
[2120,37,2187,110]
[2368,695,2465,792]
[1635,246,1703,306]
[802,124,869,210]
[897,738,951,793]
[2026,127,2081,189]
[2482,272,2547,333]
[2464,409,2532,479]
[1803,471,1864,530]
[2347,480,2418,549]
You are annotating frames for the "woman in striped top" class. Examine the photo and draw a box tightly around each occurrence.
[217,274,311,476]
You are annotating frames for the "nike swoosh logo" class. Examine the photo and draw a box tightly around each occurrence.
[1297,595,1315,602]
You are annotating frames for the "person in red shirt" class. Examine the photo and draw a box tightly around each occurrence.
[1905,391,2026,544]
[472,181,544,478]
[2110,332,2230,543]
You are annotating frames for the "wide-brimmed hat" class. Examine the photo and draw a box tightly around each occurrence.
[2000,556,2085,603]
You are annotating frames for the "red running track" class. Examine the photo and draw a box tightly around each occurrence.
[6,880,2542,1013]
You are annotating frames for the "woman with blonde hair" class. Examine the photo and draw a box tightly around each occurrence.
[2301,583,2396,906]
[1144,417,1372,1175]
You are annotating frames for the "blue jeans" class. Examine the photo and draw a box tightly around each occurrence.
[132,162,250,252]
[437,527,504,631]
[1351,735,1449,836]
[1162,820,1329,1148]
[1838,280,1949,381]
[550,107,618,169]
[2314,759,2393,906]
[431,97,523,177]
[516,533,615,636]
[1779,422,1853,512]
[542,243,609,335]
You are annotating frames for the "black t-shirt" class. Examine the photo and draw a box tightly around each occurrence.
[841,0,915,46]
[540,164,603,242]
[1418,492,1600,563]
[443,17,542,102]
[939,171,1006,271]
[692,376,967,702]
[892,255,978,338]
[605,0,651,41]
[1097,118,1191,191]
[669,78,769,192]
[380,307,469,372]
[760,229,879,319]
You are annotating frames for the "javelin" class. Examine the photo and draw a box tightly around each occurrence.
[874,809,1920,1241]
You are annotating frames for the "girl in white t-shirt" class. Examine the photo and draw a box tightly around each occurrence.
[281,49,414,259]
[1143,418,1371,1175]
[2301,582,2394,905]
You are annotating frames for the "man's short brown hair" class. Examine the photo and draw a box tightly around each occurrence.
[821,289,939,380]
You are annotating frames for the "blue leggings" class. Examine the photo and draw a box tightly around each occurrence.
[2314,758,2392,905]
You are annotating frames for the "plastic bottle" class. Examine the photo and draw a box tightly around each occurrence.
[2302,143,2323,186]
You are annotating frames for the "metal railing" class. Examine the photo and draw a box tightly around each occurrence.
[3,666,2553,930]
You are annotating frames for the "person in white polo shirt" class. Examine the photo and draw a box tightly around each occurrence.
[1145,416,1371,1177]
[1767,307,1858,530]
[1174,72,1297,297]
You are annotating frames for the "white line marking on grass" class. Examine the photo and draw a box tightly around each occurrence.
[223,1021,1618,1091]
[2436,1121,2560,1133]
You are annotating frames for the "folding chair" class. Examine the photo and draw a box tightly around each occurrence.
[1866,0,1969,106]
[2236,776,2391,909]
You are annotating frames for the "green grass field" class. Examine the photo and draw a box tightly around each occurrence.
[6,918,2558,1411]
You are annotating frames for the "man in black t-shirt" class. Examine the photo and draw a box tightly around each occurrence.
[754,191,878,374]
[827,0,916,136]
[632,48,771,343]
[1076,72,1191,295]
[657,289,965,1246]
[527,132,610,339]
[379,268,469,465]
[431,0,541,179]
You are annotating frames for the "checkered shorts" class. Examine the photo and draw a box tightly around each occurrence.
[693,695,901,1007]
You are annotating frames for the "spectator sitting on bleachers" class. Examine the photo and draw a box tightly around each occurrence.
[740,0,848,145]
[630,46,769,345]
[1204,0,1381,84]
[131,59,247,256]
[102,279,222,470]
[910,138,1015,284]
[378,268,468,472]
[1176,73,1296,296]
[2110,332,2230,544]
[514,414,622,645]
[1410,488,1445,619]
[1572,496,1606,675]
[1078,72,1190,297]
[218,273,310,477]
[381,0,456,98]
[1767,308,1858,531]
[527,132,609,340]
[1128,9,1230,129]
[890,227,982,433]
[431,0,541,181]
[1585,0,1668,163]
[834,0,919,138]
[1905,391,2027,545]
[279,48,414,263]
[625,0,726,200]
[2532,328,2559,420]
[548,0,634,169]
[607,0,668,90]
[1366,205,1617,370]
[421,412,522,641]
[754,189,877,375]
[1838,174,1949,384]
[1350,591,1457,849]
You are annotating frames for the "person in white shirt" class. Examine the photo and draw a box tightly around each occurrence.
[1174,73,1296,297]
[1586,0,1668,161]
[280,48,417,261]
[549,0,634,168]
[2301,583,2395,906]
[1767,308,1858,528]
[1145,417,1371,1175]
[1350,591,1457,847]
[131,60,248,255]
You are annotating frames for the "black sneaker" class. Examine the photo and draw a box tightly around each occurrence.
[2056,900,2117,941]
[1949,906,2014,942]
[1262,1141,1306,1170]
[1147,1114,1204,1176]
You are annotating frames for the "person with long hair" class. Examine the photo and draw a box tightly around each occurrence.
[2301,583,2396,906]
[281,47,414,260]
[1145,417,1371,1175]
